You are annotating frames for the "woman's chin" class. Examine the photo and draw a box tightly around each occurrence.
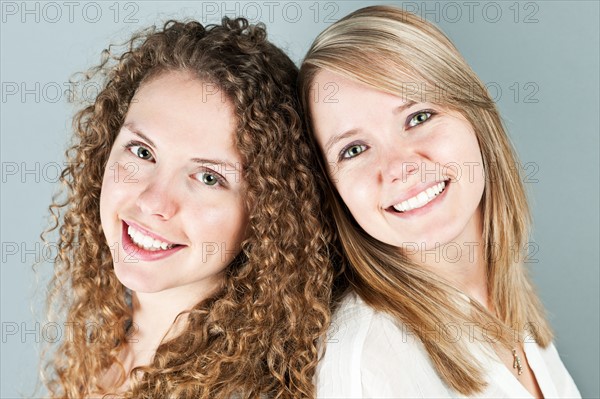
[113,264,164,294]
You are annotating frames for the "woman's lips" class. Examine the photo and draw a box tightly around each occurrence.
[120,221,185,262]
[123,219,179,245]
[386,180,450,218]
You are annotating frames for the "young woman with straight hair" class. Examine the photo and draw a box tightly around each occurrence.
[299,6,580,398]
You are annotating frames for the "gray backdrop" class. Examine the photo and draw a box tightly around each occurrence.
[1,1,598,397]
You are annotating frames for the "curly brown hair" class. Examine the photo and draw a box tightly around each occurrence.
[41,17,336,398]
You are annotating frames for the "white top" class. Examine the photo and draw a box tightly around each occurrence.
[316,291,581,398]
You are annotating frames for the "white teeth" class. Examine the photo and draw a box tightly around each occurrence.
[127,225,175,251]
[416,192,428,205]
[392,181,446,213]
[142,236,153,248]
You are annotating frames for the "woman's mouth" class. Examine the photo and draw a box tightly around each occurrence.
[127,224,177,251]
[388,180,450,215]
[121,221,185,261]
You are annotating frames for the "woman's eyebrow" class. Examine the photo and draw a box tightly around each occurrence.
[393,100,416,114]
[325,128,360,156]
[123,122,156,148]
[191,157,241,173]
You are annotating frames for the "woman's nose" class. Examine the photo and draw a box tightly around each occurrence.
[380,147,420,184]
[135,176,178,220]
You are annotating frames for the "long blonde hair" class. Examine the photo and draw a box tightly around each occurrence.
[299,6,552,394]
[41,18,335,398]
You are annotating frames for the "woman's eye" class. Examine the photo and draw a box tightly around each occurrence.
[341,144,367,160]
[128,145,154,161]
[197,171,221,187]
[408,111,433,128]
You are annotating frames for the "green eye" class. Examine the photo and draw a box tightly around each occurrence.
[128,145,153,161]
[200,172,219,186]
[136,147,152,160]
[342,144,367,159]
[408,111,432,127]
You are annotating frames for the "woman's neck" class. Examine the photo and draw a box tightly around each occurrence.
[125,284,216,369]
[98,285,217,394]
[412,207,490,311]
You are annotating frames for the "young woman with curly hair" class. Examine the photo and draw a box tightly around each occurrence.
[41,17,335,398]
[299,5,580,398]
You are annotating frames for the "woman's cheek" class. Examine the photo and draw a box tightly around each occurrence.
[336,165,373,212]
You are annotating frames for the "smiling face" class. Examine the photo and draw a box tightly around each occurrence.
[309,70,486,252]
[99,71,248,296]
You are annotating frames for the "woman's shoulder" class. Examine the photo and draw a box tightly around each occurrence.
[324,290,412,351]
[316,291,452,398]
[328,290,381,332]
